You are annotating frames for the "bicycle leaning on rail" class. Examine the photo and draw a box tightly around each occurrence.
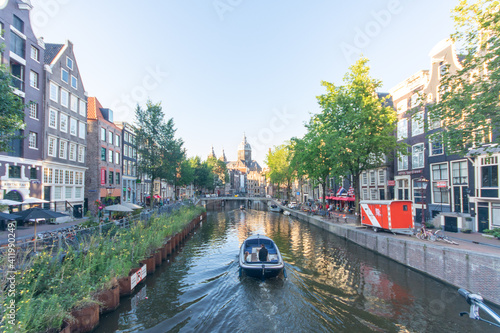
[458,288,500,328]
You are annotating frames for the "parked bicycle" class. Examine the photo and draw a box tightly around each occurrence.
[434,230,459,245]
[415,225,436,241]
[459,288,500,328]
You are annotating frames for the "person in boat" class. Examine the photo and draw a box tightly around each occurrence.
[245,251,251,262]
[258,244,268,262]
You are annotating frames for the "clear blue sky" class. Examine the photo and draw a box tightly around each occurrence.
[31,0,458,166]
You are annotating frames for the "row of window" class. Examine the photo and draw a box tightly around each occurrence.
[123,131,136,145]
[101,169,121,186]
[48,108,86,139]
[47,136,85,163]
[100,147,121,165]
[123,160,137,177]
[7,165,37,180]
[49,82,86,117]
[361,169,386,187]
[52,186,83,200]
[43,168,84,186]
[123,144,137,159]
[100,128,120,146]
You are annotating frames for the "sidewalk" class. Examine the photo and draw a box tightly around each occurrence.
[0,218,87,245]
[285,204,500,257]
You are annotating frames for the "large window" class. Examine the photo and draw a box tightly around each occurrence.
[378,170,385,185]
[10,31,25,58]
[432,163,449,204]
[116,172,120,185]
[115,135,120,147]
[79,100,86,117]
[101,128,106,141]
[108,150,113,163]
[430,137,443,156]
[79,122,85,139]
[369,171,376,186]
[70,118,77,136]
[413,178,427,204]
[49,109,57,128]
[29,70,38,88]
[28,131,37,149]
[109,171,114,185]
[397,118,408,140]
[412,111,424,136]
[10,62,24,90]
[398,152,408,171]
[78,146,85,163]
[115,152,120,165]
[9,165,21,178]
[71,75,77,89]
[412,143,424,169]
[397,178,410,200]
[452,161,468,185]
[69,143,76,161]
[12,15,24,33]
[60,89,69,107]
[101,147,106,161]
[29,102,38,119]
[482,165,498,188]
[48,137,56,157]
[108,131,113,144]
[70,95,78,112]
[50,82,58,102]
[397,99,407,113]
[60,113,68,132]
[66,57,73,70]
[30,45,39,61]
[59,140,67,159]
[362,172,367,186]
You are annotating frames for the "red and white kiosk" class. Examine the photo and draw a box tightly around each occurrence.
[360,200,414,235]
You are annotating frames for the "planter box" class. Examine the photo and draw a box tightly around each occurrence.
[140,256,156,274]
[95,283,120,314]
[154,251,162,267]
[70,303,99,333]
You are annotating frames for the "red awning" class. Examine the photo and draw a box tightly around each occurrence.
[326,196,355,201]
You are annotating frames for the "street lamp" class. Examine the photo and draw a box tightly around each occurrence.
[418,176,429,227]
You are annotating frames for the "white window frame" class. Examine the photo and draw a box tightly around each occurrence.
[115,135,120,147]
[397,99,407,114]
[429,137,444,156]
[101,128,106,141]
[412,111,424,137]
[412,143,425,169]
[115,151,120,165]
[49,108,58,129]
[108,150,113,163]
[362,172,368,186]
[66,56,73,70]
[410,93,419,108]
[70,118,77,136]
[369,171,376,186]
[79,122,86,139]
[59,140,67,159]
[28,131,37,149]
[60,113,68,133]
[48,136,57,157]
[70,95,78,112]
[71,75,77,89]
[60,89,69,108]
[29,70,38,89]
[398,152,408,171]
[108,131,113,144]
[61,68,69,84]
[397,118,408,140]
[50,82,58,102]
[79,100,86,117]
[378,169,385,184]
[69,143,77,161]
[78,146,85,163]
[431,162,449,204]
[29,102,38,119]
[30,45,39,61]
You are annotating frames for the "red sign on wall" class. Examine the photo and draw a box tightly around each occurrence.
[388,180,395,186]
[101,169,106,185]
[437,181,447,188]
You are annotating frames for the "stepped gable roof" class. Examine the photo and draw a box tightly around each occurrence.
[44,43,64,64]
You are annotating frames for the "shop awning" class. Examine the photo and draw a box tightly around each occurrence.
[326,196,355,201]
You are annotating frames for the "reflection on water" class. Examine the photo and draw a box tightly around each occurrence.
[96,203,500,332]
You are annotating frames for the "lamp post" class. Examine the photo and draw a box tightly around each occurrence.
[418,176,429,227]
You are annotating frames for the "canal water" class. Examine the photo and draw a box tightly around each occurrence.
[96,203,500,332]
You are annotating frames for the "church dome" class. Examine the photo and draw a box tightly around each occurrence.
[238,134,251,151]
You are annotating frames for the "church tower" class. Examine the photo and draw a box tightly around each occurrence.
[219,148,227,163]
[208,145,216,159]
[237,133,251,163]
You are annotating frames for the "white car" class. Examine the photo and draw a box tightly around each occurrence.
[288,202,298,209]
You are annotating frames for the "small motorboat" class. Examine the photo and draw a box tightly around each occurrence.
[269,204,281,212]
[283,210,291,216]
[239,234,285,279]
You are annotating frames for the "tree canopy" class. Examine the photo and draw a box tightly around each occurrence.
[0,61,25,152]
[430,0,500,154]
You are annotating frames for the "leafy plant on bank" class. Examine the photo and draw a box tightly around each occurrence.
[3,205,205,333]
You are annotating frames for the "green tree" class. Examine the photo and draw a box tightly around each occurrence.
[0,61,25,152]
[265,144,294,199]
[189,156,214,194]
[429,0,500,154]
[135,100,183,208]
[316,57,399,220]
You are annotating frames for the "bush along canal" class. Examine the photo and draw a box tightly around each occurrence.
[0,206,206,333]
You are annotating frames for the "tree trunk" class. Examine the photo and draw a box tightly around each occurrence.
[149,176,156,210]
[352,173,361,224]
[322,180,326,205]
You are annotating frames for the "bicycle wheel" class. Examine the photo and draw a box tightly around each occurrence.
[428,233,437,241]
[416,231,425,240]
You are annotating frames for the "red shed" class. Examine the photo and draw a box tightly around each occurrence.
[360,200,414,234]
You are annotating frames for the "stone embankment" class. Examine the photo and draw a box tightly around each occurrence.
[281,205,500,306]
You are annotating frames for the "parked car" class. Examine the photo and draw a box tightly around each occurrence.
[288,202,298,209]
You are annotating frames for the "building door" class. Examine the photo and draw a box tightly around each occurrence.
[453,186,469,213]
[477,205,489,233]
